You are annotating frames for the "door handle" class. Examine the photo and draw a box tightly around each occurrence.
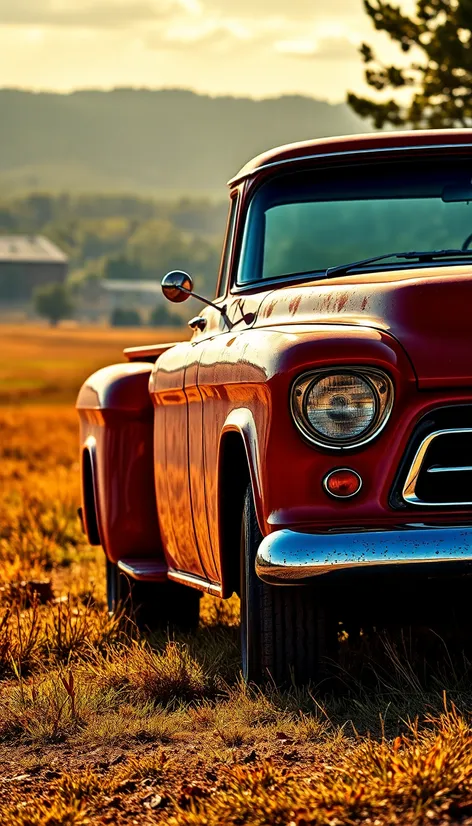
[188,315,207,331]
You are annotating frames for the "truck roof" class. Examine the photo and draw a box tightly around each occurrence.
[229,128,472,186]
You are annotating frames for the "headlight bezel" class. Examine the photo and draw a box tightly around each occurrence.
[290,367,394,450]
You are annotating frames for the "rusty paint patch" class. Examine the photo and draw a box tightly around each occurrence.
[264,299,277,318]
[361,296,368,311]
[336,293,349,311]
[288,295,302,315]
[318,294,333,312]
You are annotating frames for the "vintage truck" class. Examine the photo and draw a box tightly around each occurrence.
[77,129,472,683]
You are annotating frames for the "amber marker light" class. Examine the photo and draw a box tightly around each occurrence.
[323,468,362,499]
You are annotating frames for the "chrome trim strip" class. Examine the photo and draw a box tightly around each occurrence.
[255,525,472,583]
[167,568,222,597]
[427,465,472,474]
[402,428,472,506]
[228,142,472,185]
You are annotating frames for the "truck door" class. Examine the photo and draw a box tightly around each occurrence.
[149,342,207,580]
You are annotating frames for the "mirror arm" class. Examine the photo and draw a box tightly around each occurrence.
[179,285,227,314]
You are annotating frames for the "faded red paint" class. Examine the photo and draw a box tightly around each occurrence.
[76,129,472,597]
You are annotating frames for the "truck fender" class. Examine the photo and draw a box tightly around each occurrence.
[219,407,264,535]
[76,362,165,565]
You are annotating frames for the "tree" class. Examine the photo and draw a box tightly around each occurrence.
[149,303,183,328]
[34,282,75,327]
[103,254,144,280]
[347,0,472,129]
[110,307,142,327]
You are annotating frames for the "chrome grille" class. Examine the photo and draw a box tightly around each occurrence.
[403,428,472,506]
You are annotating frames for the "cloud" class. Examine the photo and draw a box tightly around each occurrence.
[198,0,366,21]
[143,20,275,54]
[142,11,361,64]
[0,0,381,31]
[277,36,360,62]
[145,26,239,51]
[0,0,404,102]
[0,0,175,28]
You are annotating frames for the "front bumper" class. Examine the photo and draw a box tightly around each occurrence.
[255,525,472,584]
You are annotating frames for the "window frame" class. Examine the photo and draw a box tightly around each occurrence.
[215,190,239,298]
[231,155,472,292]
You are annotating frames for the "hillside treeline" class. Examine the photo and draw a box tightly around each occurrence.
[0,89,367,197]
[0,193,228,297]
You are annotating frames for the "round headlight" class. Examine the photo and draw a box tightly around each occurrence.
[291,369,393,448]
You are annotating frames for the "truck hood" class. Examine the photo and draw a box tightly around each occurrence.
[256,265,472,388]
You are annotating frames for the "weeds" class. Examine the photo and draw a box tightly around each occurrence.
[4,389,472,823]
[167,708,472,825]
[0,667,108,742]
[5,768,102,825]
[89,639,211,706]
[0,595,122,680]
[112,749,170,787]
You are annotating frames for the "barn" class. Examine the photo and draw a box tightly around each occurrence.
[0,235,68,305]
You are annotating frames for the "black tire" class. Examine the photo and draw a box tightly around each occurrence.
[106,559,201,633]
[240,485,337,684]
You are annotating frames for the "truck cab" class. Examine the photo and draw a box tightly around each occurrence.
[77,129,472,683]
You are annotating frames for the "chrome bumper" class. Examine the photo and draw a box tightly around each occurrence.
[255,525,472,584]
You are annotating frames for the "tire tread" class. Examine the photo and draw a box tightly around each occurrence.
[241,484,335,684]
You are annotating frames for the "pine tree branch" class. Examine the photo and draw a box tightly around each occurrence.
[347,0,472,129]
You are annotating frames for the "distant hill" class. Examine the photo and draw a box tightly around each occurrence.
[0,88,370,198]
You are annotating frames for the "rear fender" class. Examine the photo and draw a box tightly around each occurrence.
[76,362,165,564]
[80,436,101,546]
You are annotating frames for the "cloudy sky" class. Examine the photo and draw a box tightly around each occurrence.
[0,0,414,101]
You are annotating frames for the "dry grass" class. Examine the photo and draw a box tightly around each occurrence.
[0,322,186,404]
[2,326,472,824]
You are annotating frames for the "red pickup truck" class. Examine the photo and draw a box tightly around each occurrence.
[77,129,472,683]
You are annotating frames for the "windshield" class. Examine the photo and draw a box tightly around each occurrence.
[237,159,472,285]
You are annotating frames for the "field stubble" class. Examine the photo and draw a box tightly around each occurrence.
[2,328,472,824]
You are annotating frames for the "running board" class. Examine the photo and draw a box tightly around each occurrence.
[167,568,223,597]
[117,558,168,582]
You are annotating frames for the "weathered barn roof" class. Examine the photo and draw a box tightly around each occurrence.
[0,235,68,264]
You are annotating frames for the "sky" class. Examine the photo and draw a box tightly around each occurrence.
[0,0,414,102]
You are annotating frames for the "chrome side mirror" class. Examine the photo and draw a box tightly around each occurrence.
[161,270,194,303]
[161,270,227,317]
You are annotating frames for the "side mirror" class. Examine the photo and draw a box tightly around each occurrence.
[161,269,227,317]
[161,270,194,303]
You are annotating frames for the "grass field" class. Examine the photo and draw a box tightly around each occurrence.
[0,323,187,405]
[2,326,472,825]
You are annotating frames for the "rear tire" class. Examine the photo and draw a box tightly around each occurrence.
[106,559,201,633]
[240,485,336,684]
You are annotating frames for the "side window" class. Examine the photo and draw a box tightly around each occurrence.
[216,194,238,297]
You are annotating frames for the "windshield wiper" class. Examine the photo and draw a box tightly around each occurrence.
[326,249,472,278]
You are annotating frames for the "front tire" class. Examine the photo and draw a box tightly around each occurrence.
[106,559,201,633]
[240,485,336,684]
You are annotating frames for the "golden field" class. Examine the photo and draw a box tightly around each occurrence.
[0,323,187,405]
[2,325,472,825]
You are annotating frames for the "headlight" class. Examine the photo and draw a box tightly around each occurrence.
[291,369,393,449]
